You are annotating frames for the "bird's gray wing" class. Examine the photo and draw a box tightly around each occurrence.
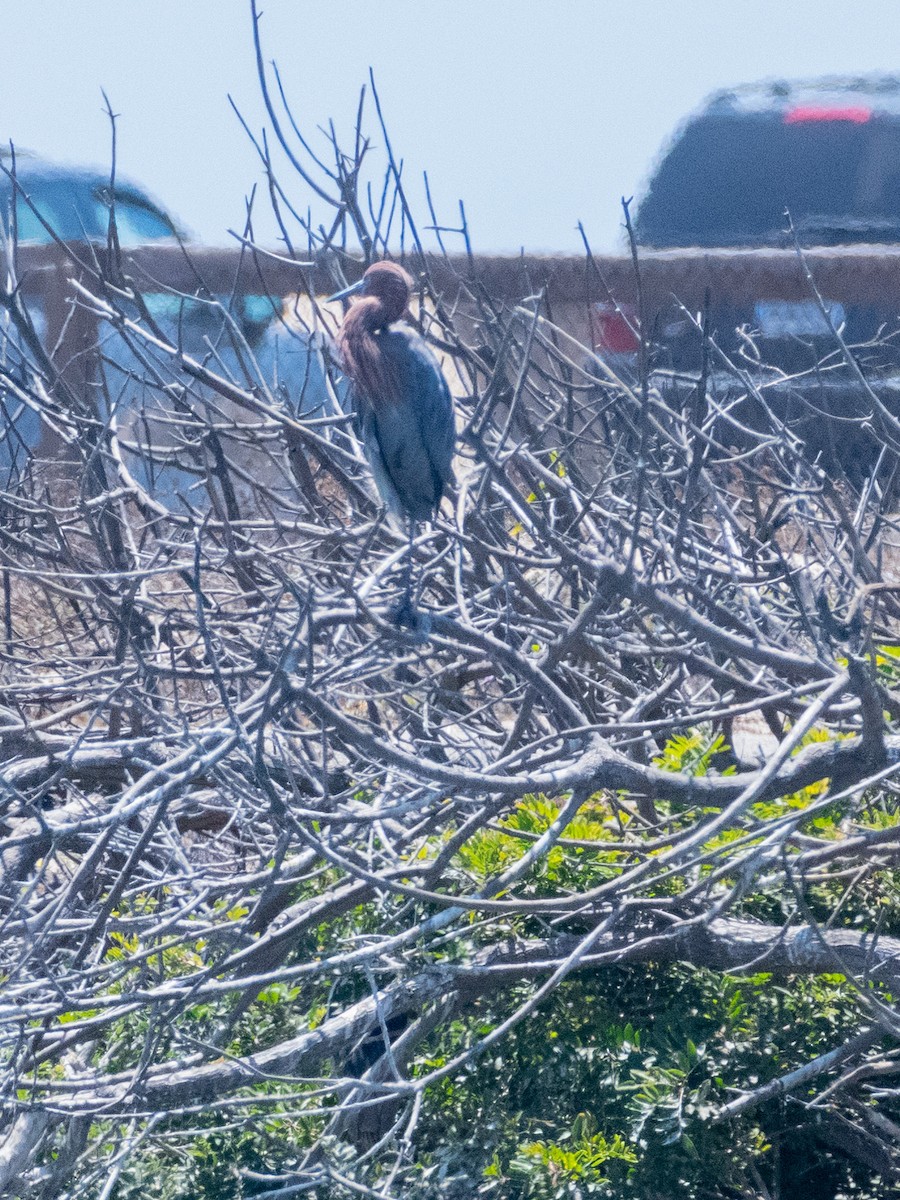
[373,327,456,519]
[381,328,453,482]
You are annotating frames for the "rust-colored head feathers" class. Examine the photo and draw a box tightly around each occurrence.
[356,261,413,325]
[336,261,415,408]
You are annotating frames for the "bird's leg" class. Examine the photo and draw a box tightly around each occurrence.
[395,517,417,623]
[405,515,417,603]
[391,517,430,639]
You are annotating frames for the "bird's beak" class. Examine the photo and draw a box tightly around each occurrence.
[327,279,364,303]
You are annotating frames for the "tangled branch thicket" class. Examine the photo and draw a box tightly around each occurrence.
[4,39,900,1200]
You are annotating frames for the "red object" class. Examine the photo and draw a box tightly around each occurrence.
[784,105,872,124]
[591,302,640,354]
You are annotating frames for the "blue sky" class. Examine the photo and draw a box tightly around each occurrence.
[5,1,900,253]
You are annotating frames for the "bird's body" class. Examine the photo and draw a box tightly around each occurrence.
[335,262,455,522]
[332,262,455,630]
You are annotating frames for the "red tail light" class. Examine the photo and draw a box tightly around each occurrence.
[591,302,640,354]
[784,105,871,124]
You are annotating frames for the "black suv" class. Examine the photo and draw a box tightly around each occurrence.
[637,74,900,249]
[628,77,900,384]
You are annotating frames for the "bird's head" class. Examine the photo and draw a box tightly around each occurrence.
[329,261,413,326]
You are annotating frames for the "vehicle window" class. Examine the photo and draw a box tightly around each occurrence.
[107,196,177,245]
[637,113,900,247]
[14,195,61,242]
[5,178,178,244]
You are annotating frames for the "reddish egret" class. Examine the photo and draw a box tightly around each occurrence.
[330,262,455,631]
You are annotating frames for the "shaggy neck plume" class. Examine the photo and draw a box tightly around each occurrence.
[337,263,413,407]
